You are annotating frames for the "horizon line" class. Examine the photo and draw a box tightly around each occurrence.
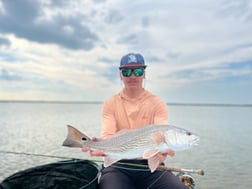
[0,100,251,107]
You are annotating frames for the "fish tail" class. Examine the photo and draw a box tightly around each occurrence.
[62,125,90,148]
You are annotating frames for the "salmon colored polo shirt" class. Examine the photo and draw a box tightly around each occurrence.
[101,89,168,138]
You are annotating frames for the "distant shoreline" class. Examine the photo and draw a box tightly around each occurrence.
[0,100,251,107]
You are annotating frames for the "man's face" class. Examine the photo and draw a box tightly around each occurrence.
[120,67,145,89]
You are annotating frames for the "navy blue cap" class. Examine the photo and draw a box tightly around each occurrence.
[119,53,147,69]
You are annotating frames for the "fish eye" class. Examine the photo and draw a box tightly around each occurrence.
[186,131,192,136]
[81,137,87,141]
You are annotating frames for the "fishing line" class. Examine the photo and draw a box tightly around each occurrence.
[0,150,204,175]
[111,164,151,172]
[0,150,103,162]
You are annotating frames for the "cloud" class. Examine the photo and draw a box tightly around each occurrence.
[0,37,10,47]
[0,0,99,50]
[104,9,123,24]
[165,59,252,83]
[219,0,252,22]
[0,68,22,81]
[0,0,252,103]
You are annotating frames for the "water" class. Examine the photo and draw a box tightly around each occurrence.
[0,102,251,189]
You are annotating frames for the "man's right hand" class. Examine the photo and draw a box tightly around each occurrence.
[81,137,105,156]
[82,146,105,156]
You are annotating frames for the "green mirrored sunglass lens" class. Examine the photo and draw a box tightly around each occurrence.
[133,68,144,76]
[122,69,132,77]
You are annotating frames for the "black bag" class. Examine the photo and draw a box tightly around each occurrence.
[0,159,100,189]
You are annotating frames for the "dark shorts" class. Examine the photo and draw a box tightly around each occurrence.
[98,160,188,189]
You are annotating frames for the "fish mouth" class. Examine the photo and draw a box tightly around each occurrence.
[191,136,200,146]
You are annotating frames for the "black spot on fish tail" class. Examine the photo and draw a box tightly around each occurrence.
[81,137,88,141]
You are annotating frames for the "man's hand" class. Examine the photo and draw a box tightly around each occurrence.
[81,137,105,156]
[158,149,175,162]
[82,146,105,156]
[166,149,175,157]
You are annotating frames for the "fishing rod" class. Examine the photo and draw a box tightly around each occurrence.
[115,161,204,176]
[0,150,81,160]
[158,165,204,176]
[0,150,204,176]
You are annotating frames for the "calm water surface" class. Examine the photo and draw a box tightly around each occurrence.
[0,102,251,189]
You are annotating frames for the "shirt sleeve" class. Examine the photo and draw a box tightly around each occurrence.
[100,97,117,138]
[153,97,168,124]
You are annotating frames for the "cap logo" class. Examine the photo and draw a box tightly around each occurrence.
[128,54,137,63]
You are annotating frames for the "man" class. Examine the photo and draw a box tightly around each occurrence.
[83,53,187,189]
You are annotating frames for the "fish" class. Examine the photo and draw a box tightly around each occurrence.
[62,124,200,172]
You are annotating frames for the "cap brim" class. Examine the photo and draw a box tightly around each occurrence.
[119,64,147,69]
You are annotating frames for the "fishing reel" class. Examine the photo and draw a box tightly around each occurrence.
[176,172,195,189]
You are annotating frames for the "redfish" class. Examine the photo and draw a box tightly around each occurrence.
[62,124,199,172]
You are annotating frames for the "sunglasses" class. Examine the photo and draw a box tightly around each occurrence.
[121,67,145,77]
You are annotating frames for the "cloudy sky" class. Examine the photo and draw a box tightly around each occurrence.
[0,0,252,104]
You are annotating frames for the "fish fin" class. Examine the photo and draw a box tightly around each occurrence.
[62,125,90,148]
[143,149,161,173]
[147,154,163,173]
[143,149,160,159]
[103,157,121,167]
[151,132,166,145]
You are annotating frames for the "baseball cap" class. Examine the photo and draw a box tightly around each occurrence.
[119,53,147,69]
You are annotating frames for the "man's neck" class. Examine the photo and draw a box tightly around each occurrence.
[123,88,145,99]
